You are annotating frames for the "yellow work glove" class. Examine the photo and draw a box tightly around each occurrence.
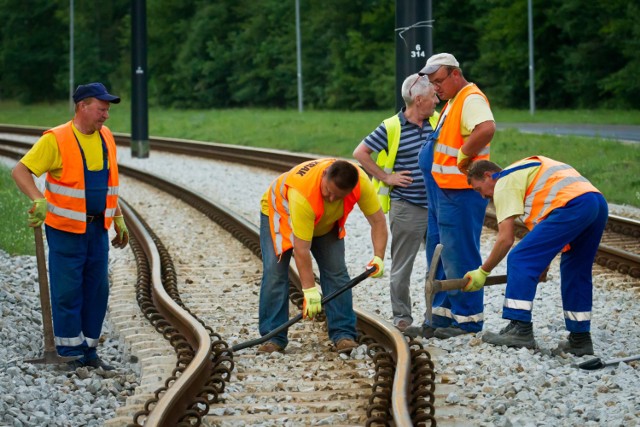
[111,215,130,249]
[463,267,490,292]
[28,198,47,227]
[367,256,384,278]
[457,149,472,175]
[302,287,322,319]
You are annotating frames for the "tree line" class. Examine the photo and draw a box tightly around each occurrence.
[1,0,638,109]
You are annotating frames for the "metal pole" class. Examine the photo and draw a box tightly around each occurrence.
[131,0,149,158]
[69,0,74,114]
[426,0,433,58]
[528,0,535,115]
[395,1,431,111]
[295,0,303,112]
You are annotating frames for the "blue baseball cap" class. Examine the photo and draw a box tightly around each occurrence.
[72,82,120,104]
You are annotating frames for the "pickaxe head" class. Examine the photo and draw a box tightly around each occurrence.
[25,352,82,365]
[424,243,444,327]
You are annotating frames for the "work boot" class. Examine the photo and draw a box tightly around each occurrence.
[85,356,115,371]
[404,325,436,339]
[434,326,473,339]
[256,341,285,354]
[335,338,359,354]
[66,359,86,371]
[554,332,594,357]
[482,320,536,349]
[394,320,411,332]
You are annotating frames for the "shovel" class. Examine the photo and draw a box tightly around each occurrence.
[576,354,640,371]
[24,226,81,365]
[231,266,375,352]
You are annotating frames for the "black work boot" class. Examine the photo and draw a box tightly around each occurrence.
[554,332,594,357]
[404,324,436,339]
[482,320,536,349]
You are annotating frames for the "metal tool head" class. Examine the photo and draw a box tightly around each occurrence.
[576,354,640,370]
[25,352,83,365]
[424,243,444,327]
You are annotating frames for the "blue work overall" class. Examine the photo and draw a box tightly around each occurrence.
[46,135,110,360]
[495,165,608,333]
[418,124,487,332]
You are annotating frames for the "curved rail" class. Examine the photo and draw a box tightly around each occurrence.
[116,164,421,425]
[120,200,213,426]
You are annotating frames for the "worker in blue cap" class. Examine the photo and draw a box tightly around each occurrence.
[12,82,128,371]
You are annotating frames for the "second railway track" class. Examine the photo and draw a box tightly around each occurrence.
[1,126,639,426]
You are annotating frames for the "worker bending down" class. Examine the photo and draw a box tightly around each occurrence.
[258,159,388,354]
[464,156,608,356]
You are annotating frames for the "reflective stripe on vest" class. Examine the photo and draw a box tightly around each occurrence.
[267,159,361,256]
[519,156,600,229]
[43,121,120,233]
[431,84,490,189]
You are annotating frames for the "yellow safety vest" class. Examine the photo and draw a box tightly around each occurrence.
[373,112,439,213]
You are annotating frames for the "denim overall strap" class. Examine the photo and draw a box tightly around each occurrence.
[74,132,109,215]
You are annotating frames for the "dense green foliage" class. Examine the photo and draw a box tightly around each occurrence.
[0,0,638,109]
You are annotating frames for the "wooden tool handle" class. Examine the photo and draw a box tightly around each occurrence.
[436,274,508,292]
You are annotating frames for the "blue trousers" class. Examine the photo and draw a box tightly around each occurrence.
[46,222,109,358]
[503,192,608,332]
[418,141,487,332]
[258,214,357,348]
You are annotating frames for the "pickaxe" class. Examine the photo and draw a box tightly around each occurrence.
[424,243,508,326]
[25,227,81,365]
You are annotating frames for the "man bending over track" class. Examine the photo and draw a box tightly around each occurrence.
[258,159,388,354]
[464,157,608,356]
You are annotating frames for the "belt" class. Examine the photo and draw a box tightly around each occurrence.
[86,213,104,223]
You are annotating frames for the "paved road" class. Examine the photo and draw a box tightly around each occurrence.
[497,123,640,143]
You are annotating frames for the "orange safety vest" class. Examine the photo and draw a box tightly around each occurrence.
[43,121,120,233]
[432,84,491,189]
[521,156,600,230]
[267,159,361,256]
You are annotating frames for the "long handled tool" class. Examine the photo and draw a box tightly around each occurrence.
[576,354,640,370]
[231,266,375,352]
[424,243,508,326]
[25,226,81,365]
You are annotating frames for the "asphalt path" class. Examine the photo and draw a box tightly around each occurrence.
[497,123,640,144]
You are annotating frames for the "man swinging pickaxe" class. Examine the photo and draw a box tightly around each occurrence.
[421,243,507,329]
[411,243,548,337]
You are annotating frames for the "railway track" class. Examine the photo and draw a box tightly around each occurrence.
[1,125,639,279]
[1,127,639,425]
[0,142,440,424]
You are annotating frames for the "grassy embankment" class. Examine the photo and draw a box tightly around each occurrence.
[1,101,639,255]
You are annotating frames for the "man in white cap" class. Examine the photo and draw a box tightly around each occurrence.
[414,53,496,339]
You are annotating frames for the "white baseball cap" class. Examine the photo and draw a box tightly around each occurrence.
[419,53,460,76]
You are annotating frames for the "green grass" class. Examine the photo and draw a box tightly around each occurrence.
[0,163,35,256]
[0,101,638,255]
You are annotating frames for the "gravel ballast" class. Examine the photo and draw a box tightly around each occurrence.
[1,149,639,426]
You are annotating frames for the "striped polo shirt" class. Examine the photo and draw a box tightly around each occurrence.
[361,109,433,208]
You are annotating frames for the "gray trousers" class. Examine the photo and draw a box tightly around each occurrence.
[389,199,428,325]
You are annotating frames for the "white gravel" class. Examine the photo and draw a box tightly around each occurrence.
[1,146,639,426]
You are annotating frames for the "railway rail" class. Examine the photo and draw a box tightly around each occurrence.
[1,124,639,279]
[1,127,639,425]
[0,136,441,425]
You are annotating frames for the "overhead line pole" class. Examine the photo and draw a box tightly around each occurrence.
[295,0,303,112]
[69,0,74,113]
[528,0,535,115]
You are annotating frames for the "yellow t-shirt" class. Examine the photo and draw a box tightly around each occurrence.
[20,123,106,179]
[493,160,541,223]
[260,172,380,240]
[441,86,494,137]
